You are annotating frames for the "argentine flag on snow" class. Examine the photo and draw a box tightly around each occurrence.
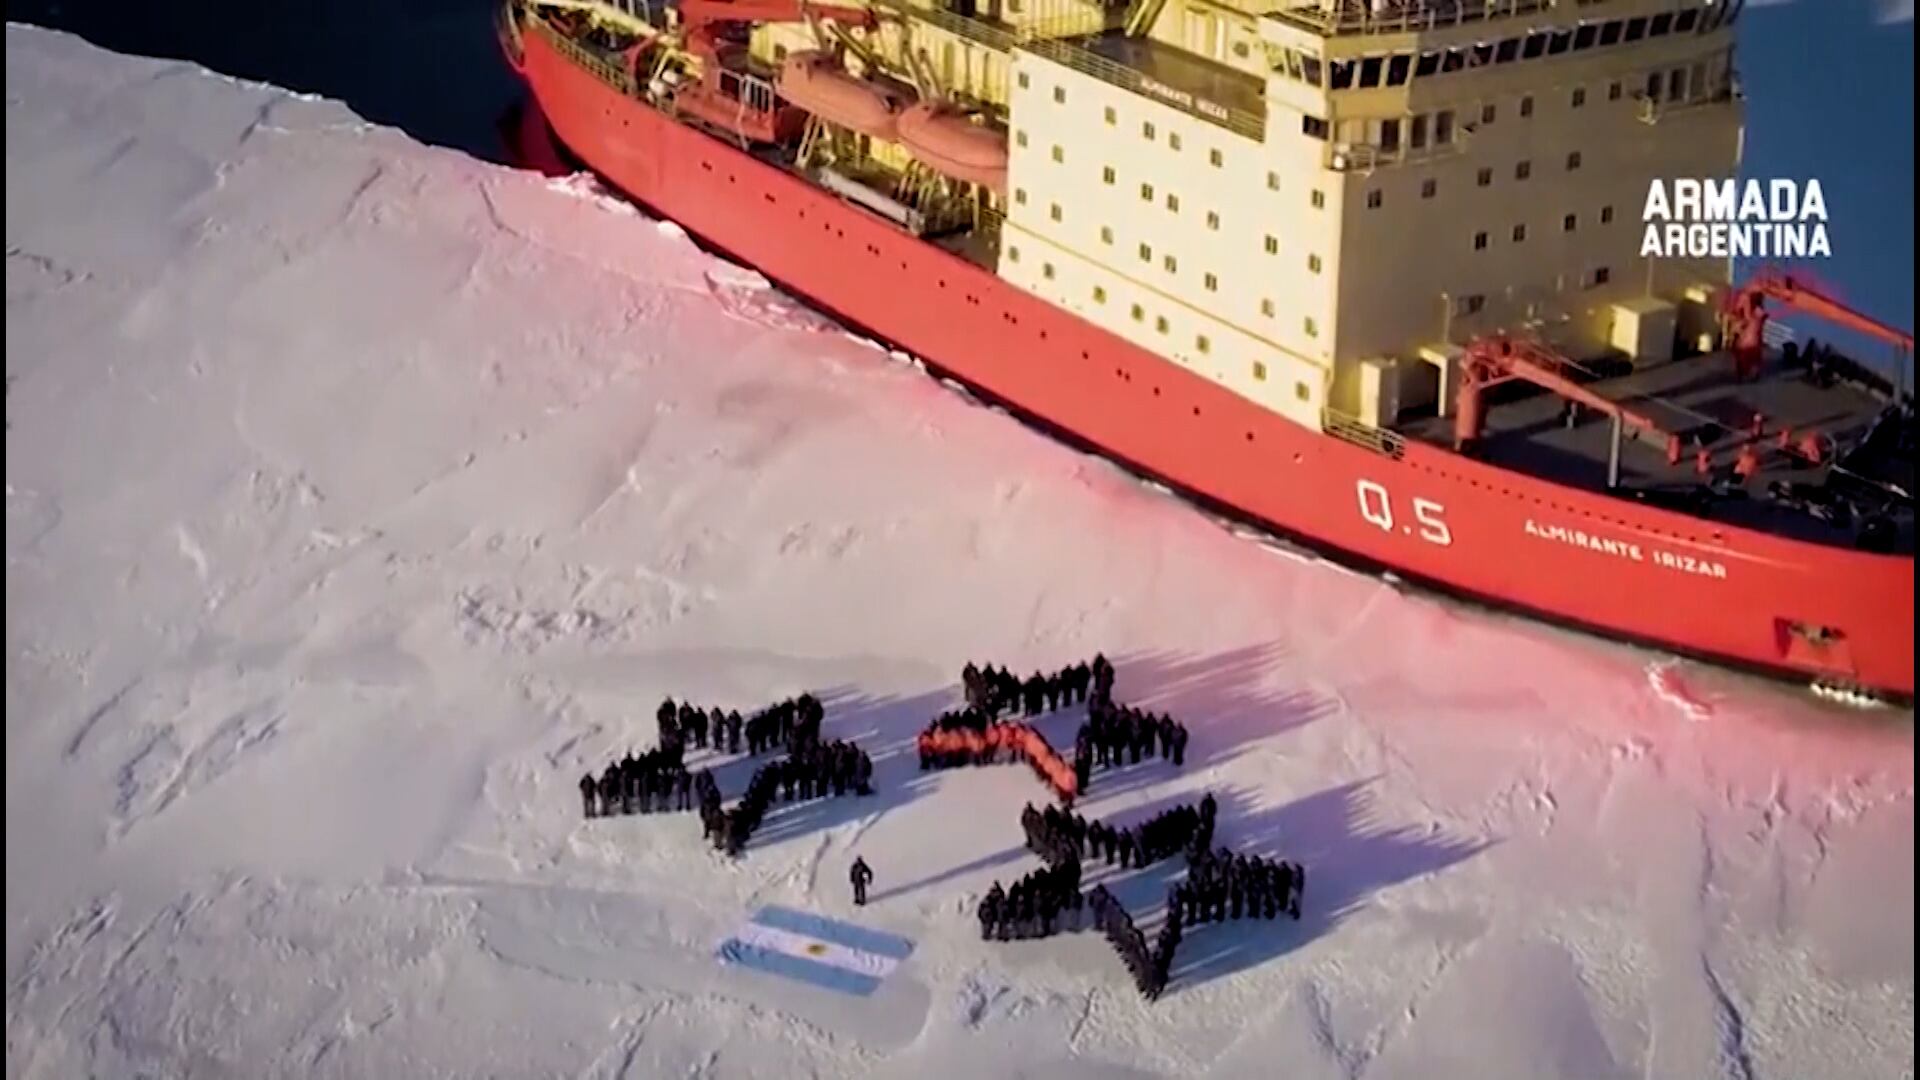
[717,906,916,997]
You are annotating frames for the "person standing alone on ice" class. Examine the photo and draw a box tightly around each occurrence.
[850,857,874,906]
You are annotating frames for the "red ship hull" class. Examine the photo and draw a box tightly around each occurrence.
[508,27,1914,698]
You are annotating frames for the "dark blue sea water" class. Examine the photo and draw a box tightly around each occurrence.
[1737,1,1914,377]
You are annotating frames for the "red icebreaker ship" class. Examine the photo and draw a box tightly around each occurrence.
[496,0,1915,699]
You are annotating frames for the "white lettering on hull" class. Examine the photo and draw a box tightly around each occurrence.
[1523,519,1728,580]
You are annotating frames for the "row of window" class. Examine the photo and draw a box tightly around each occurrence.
[1453,265,1614,315]
[1355,155,1602,211]
[1272,5,1710,90]
[1305,65,1715,146]
[1006,244,1323,346]
[1469,208,1617,250]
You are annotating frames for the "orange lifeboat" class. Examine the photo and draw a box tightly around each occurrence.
[775,51,913,141]
[895,103,1008,194]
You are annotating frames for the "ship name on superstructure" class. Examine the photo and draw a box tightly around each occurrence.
[1136,77,1231,123]
[1524,519,1729,580]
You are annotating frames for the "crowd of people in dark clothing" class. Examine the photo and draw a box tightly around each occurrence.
[701,738,874,856]
[978,859,1085,939]
[1089,799,1211,870]
[1174,847,1303,923]
[656,695,824,757]
[968,790,1302,1000]
[579,744,700,818]
[962,655,1115,719]
[1078,698,1189,769]
[1089,885,1172,1000]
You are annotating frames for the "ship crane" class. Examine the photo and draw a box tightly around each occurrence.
[1456,335,1685,489]
[1721,268,1915,388]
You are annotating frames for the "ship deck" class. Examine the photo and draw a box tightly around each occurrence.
[1398,350,1916,555]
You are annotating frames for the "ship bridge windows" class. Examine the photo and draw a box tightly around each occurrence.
[1302,115,1329,140]
[1380,118,1400,151]
[1340,11,1722,98]
[1410,114,1427,148]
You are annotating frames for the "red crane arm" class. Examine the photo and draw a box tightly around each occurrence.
[1467,339,1673,440]
[1746,271,1915,352]
[676,0,876,30]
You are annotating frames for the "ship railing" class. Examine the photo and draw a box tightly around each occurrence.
[1267,0,1556,37]
[1019,37,1267,141]
[528,14,640,95]
[1322,408,1407,459]
[1324,129,1468,171]
[719,67,780,113]
[870,0,1023,51]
